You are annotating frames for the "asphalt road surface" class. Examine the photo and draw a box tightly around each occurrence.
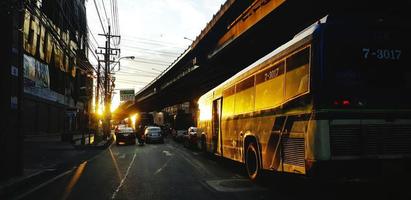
[13,137,411,200]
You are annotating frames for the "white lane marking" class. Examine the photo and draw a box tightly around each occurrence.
[154,157,173,175]
[162,150,173,156]
[205,179,265,192]
[111,153,136,199]
[12,145,112,199]
[118,154,126,159]
[14,169,74,200]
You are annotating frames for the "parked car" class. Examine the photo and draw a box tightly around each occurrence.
[115,126,136,145]
[144,126,164,144]
[183,127,198,148]
[160,125,172,138]
[174,129,187,142]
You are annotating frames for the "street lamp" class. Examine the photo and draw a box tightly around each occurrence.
[107,55,135,111]
[108,55,135,104]
[183,37,194,41]
[99,55,135,140]
[110,56,135,72]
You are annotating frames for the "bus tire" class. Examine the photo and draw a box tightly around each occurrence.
[246,142,261,181]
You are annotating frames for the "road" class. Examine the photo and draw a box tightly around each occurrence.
[13,137,411,200]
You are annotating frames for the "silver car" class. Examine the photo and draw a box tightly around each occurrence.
[144,126,164,144]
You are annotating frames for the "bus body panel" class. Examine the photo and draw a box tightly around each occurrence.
[199,34,315,175]
[198,13,411,179]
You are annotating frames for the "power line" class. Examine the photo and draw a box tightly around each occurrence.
[122,35,183,47]
[114,80,149,85]
[128,59,170,67]
[110,0,120,46]
[116,70,160,76]
[111,77,151,84]
[121,56,171,64]
[121,45,182,56]
[88,25,100,46]
[93,0,106,34]
[101,0,110,25]
[121,38,186,50]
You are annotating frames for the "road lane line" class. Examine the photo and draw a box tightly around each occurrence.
[14,169,74,200]
[111,153,136,199]
[12,146,111,200]
[162,150,173,156]
[154,157,173,175]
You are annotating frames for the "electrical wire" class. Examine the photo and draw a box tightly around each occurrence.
[101,0,110,26]
[121,35,183,47]
[93,0,106,34]
[121,45,181,56]
[110,0,120,46]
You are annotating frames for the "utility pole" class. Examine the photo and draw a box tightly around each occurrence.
[97,26,120,139]
[95,61,101,113]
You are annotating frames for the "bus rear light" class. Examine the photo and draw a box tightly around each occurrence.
[342,100,351,105]
[333,100,351,106]
[305,160,314,169]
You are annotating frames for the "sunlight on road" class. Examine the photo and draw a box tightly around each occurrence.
[109,147,122,182]
[61,161,87,200]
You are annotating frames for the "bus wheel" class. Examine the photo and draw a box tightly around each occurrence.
[246,142,261,181]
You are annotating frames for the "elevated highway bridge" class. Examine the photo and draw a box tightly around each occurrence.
[116,0,410,119]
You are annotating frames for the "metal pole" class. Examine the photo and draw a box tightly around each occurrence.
[103,26,111,140]
[95,61,101,113]
[107,26,112,139]
[97,25,119,141]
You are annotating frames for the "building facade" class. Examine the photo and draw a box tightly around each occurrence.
[1,0,93,180]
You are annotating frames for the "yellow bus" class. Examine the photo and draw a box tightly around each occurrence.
[197,13,411,181]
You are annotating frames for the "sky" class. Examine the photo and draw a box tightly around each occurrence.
[86,0,226,111]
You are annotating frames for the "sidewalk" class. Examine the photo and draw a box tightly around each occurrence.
[0,134,113,198]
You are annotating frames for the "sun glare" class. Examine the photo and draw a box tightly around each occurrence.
[97,106,104,116]
[111,98,120,113]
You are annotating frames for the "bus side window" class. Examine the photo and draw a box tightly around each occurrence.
[234,76,255,115]
[285,47,310,100]
[255,61,285,110]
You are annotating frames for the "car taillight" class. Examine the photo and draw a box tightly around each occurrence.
[333,98,367,108]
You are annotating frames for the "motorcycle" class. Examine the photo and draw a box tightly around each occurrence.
[137,132,145,146]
